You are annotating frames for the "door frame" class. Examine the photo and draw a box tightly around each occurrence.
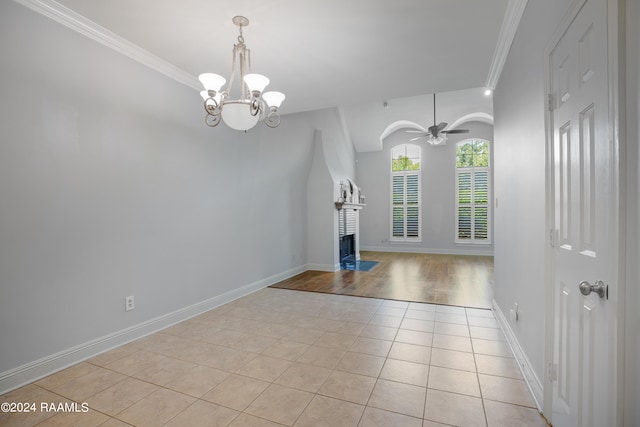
[542,0,626,423]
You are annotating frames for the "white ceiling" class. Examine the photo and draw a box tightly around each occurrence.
[54,0,509,117]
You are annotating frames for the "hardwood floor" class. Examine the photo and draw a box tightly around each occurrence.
[270,251,494,309]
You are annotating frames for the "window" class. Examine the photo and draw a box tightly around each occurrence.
[391,144,421,241]
[456,139,491,243]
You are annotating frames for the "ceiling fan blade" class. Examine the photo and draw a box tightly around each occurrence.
[405,130,427,133]
[442,129,470,134]
[436,122,448,132]
[409,136,426,142]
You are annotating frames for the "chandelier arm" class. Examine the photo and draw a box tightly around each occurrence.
[205,113,221,127]
[249,97,261,116]
[246,47,252,76]
[264,110,281,128]
[240,47,249,100]
[203,98,219,115]
[227,45,238,99]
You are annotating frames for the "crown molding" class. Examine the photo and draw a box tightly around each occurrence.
[12,0,201,91]
[485,0,529,89]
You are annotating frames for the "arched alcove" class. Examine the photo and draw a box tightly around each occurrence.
[379,113,495,147]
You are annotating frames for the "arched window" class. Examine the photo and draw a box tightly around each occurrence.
[456,139,491,243]
[391,144,421,241]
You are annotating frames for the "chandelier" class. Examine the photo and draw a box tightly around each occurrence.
[198,16,285,131]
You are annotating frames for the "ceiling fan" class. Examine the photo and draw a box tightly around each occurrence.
[406,93,469,145]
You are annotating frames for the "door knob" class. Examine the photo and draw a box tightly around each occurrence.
[578,280,607,298]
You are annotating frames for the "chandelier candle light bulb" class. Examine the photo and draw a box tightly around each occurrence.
[243,74,270,94]
[198,16,285,130]
[199,73,226,93]
[263,91,286,108]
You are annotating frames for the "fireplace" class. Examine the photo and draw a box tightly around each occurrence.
[335,178,366,270]
[338,207,357,266]
[340,234,355,264]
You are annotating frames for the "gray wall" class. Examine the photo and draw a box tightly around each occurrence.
[0,1,353,389]
[495,0,640,422]
[492,0,574,403]
[357,121,494,255]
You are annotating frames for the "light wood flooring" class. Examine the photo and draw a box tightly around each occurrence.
[271,251,494,309]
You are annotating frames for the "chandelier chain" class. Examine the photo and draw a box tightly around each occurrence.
[237,24,245,44]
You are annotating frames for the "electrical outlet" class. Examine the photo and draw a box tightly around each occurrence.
[125,296,135,312]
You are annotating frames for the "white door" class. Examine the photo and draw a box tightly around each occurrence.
[548,0,618,426]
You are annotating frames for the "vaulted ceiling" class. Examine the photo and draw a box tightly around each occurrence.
[51,0,509,114]
[21,0,519,151]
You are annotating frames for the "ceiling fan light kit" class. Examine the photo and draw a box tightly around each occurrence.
[427,134,447,146]
[199,16,285,131]
[407,93,470,145]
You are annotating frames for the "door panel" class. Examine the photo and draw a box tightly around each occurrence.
[579,104,595,255]
[549,0,617,426]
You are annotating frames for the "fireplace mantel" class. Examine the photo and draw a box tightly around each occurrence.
[335,202,366,211]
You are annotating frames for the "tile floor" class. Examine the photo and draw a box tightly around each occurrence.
[0,288,549,426]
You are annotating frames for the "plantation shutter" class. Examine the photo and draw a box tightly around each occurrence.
[406,175,419,237]
[473,171,489,240]
[392,175,405,238]
[456,169,490,242]
[457,171,472,240]
[391,173,420,240]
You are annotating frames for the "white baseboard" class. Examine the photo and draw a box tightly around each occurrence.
[307,263,340,272]
[0,264,307,395]
[492,299,544,410]
[360,245,494,256]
